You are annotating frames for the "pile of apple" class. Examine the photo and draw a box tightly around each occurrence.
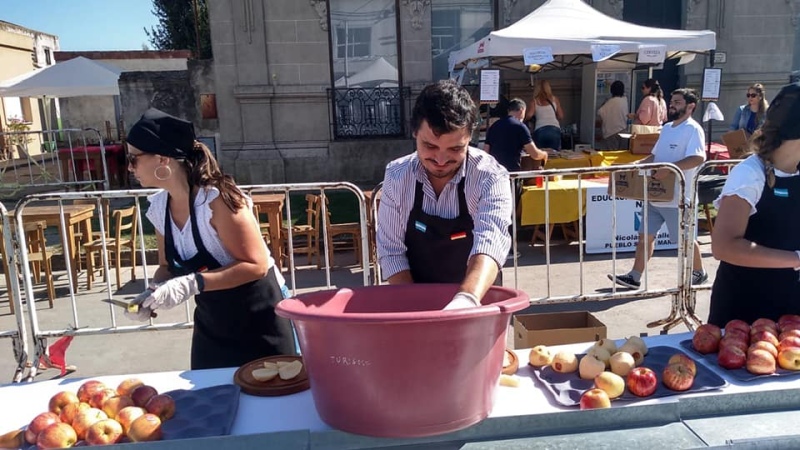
[692,315,800,375]
[12,378,174,449]
[529,336,698,409]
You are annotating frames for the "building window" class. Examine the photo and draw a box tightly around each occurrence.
[431,0,495,81]
[336,26,371,58]
[44,48,52,66]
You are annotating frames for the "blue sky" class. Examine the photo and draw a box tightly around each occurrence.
[3,0,159,51]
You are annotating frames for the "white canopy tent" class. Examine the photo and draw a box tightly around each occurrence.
[0,56,122,98]
[335,57,399,88]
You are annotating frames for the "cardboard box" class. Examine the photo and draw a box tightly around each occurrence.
[721,129,750,159]
[608,170,676,202]
[513,311,607,348]
[629,133,660,154]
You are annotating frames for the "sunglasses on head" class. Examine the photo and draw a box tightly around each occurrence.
[746,93,759,98]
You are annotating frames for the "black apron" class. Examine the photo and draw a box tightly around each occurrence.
[708,173,800,326]
[404,167,502,285]
[164,192,296,370]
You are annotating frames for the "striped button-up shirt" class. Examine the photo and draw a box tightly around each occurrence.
[377,148,512,280]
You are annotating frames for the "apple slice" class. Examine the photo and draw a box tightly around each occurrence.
[498,374,520,387]
[251,367,279,382]
[278,360,303,380]
[262,361,279,371]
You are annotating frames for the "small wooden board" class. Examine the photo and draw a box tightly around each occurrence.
[233,355,310,397]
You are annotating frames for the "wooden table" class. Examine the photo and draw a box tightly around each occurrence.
[250,193,285,270]
[9,204,95,288]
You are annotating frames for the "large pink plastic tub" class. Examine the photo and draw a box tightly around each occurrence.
[276,284,529,438]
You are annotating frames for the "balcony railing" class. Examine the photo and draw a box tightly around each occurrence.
[328,87,411,140]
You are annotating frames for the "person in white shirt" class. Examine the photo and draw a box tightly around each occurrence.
[609,88,708,289]
[597,80,629,150]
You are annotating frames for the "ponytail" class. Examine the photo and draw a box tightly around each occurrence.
[183,141,245,212]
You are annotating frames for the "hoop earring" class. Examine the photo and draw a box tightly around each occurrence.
[154,165,172,181]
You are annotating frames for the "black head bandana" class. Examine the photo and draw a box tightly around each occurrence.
[126,108,196,159]
[766,83,800,141]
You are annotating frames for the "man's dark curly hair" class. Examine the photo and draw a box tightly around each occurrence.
[410,80,478,136]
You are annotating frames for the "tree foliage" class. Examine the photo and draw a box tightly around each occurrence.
[145,0,212,59]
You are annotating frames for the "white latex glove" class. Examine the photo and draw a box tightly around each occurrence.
[124,288,156,322]
[443,292,481,310]
[142,274,200,310]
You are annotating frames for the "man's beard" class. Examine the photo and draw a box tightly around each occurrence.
[667,106,686,122]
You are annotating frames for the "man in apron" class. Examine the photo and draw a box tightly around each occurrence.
[376,80,513,309]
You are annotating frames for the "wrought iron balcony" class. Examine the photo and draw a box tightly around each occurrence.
[328,87,411,140]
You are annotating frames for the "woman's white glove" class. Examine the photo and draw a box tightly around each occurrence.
[124,288,156,322]
[142,274,200,310]
[444,292,481,310]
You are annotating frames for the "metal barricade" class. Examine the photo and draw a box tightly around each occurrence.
[0,201,32,382]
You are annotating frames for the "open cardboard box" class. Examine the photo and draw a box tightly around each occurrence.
[608,169,676,202]
[513,311,607,348]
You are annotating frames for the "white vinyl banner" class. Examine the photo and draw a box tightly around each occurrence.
[585,186,677,254]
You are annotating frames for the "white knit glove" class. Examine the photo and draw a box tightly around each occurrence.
[142,274,200,310]
[444,292,481,310]
[124,288,156,322]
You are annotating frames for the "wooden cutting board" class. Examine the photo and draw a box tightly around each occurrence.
[233,355,310,397]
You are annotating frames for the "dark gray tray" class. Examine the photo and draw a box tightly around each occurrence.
[679,339,800,382]
[531,346,727,407]
[161,384,240,440]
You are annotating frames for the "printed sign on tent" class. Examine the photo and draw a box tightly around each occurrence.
[522,47,554,66]
[637,45,666,64]
[701,68,722,101]
[479,70,500,103]
[591,44,621,62]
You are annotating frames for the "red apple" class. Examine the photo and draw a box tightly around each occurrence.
[144,394,176,421]
[667,354,697,376]
[723,328,750,344]
[71,408,107,440]
[128,413,163,442]
[720,336,749,354]
[777,347,800,371]
[76,380,108,404]
[779,336,800,351]
[25,411,60,444]
[781,322,800,333]
[36,423,77,449]
[89,388,118,409]
[752,318,778,331]
[718,345,747,369]
[692,330,720,354]
[117,378,145,397]
[750,330,780,348]
[130,385,158,408]
[116,406,146,435]
[779,329,800,341]
[725,319,751,336]
[85,419,123,446]
[749,341,778,359]
[102,395,135,419]
[662,363,695,391]
[696,323,722,340]
[48,390,79,416]
[579,388,611,410]
[778,314,800,329]
[626,367,658,397]
[746,348,777,375]
[60,402,90,425]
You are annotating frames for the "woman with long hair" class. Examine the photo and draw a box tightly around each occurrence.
[124,108,296,369]
[730,82,769,134]
[525,79,564,150]
[629,78,667,126]
[708,83,800,325]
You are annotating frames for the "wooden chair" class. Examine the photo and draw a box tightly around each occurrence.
[83,205,138,291]
[280,194,322,269]
[0,220,56,313]
[320,195,363,267]
[72,198,110,271]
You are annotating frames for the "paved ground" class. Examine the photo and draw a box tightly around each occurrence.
[0,229,717,385]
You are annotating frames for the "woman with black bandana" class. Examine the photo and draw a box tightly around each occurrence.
[124,108,296,369]
[708,83,800,325]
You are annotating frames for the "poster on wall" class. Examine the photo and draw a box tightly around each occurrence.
[585,185,677,254]
[701,68,722,101]
[479,69,500,104]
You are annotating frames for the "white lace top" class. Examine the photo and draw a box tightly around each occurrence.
[146,187,282,283]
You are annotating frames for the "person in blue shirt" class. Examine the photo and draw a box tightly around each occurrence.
[730,83,769,135]
[484,98,548,172]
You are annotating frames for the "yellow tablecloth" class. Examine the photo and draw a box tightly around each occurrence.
[544,155,593,170]
[520,179,589,226]
[525,150,644,173]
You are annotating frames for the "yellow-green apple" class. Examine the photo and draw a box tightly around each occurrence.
[609,351,636,376]
[720,336,749,354]
[592,339,618,356]
[778,314,800,329]
[625,336,649,355]
[117,378,145,397]
[131,385,158,408]
[749,341,778,359]
[145,394,176,421]
[725,319,751,336]
[578,354,606,380]
[777,347,800,371]
[667,354,697,376]
[128,413,163,442]
[35,423,77,449]
[85,419,123,446]
[89,388,118,409]
[102,395,135,419]
[746,348,777,375]
[618,343,644,366]
[626,367,658,397]
[551,351,578,373]
[692,330,721,354]
[579,388,611,410]
[695,324,722,341]
[528,345,553,367]
[779,336,800,351]
[77,380,108,404]
[718,345,747,369]
[662,363,695,391]
[25,411,60,444]
[594,371,625,399]
[751,330,779,348]
[60,402,90,425]
[586,347,611,368]
[779,329,800,341]
[72,408,107,440]
[48,390,79,415]
[116,406,146,435]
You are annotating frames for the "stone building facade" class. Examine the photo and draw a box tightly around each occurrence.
[208,0,799,185]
